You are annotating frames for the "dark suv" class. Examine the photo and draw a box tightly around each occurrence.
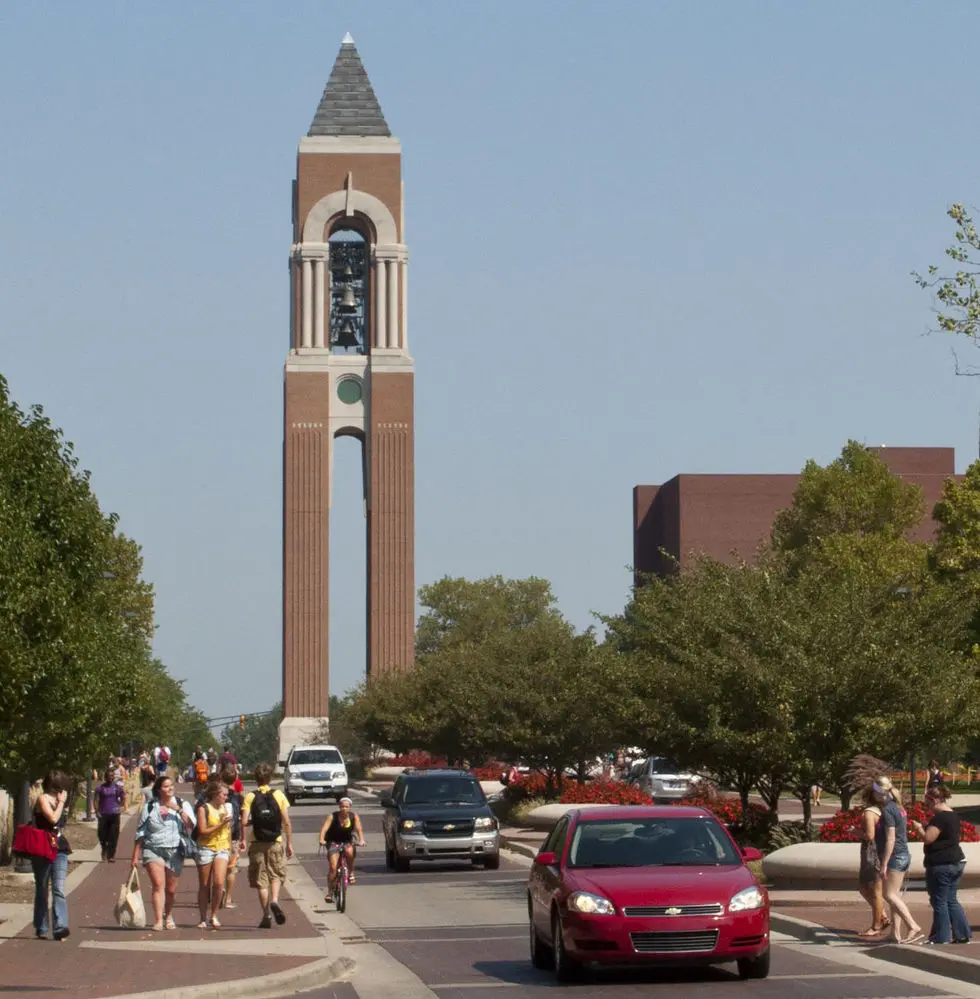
[381,769,501,872]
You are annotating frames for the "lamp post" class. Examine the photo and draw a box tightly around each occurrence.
[12,781,33,874]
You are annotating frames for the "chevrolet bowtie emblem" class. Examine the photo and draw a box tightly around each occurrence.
[665,907,682,915]
[444,824,456,830]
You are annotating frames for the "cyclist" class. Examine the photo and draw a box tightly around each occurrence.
[319,797,365,897]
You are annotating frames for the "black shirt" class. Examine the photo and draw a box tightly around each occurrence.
[924,810,965,867]
[324,811,357,844]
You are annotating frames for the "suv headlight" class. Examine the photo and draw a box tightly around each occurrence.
[568,891,616,916]
[474,817,498,830]
[400,819,419,831]
[729,887,765,912]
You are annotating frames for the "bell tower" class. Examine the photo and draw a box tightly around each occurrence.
[279,35,414,755]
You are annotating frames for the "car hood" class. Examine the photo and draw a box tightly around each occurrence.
[566,865,758,907]
[399,803,491,821]
[290,763,344,774]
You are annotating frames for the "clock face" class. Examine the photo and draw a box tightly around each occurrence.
[337,377,363,405]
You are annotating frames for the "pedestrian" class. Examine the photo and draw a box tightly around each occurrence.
[130,774,196,931]
[217,745,238,771]
[856,784,888,937]
[927,761,945,793]
[139,754,156,797]
[153,745,172,777]
[192,754,211,790]
[911,784,972,945]
[218,765,243,910]
[31,771,73,941]
[95,767,126,862]
[195,778,233,929]
[875,777,925,944]
[810,783,822,808]
[240,762,293,929]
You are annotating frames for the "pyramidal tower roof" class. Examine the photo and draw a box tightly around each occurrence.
[308,34,391,137]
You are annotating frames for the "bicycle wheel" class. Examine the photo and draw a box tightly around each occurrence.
[337,865,347,913]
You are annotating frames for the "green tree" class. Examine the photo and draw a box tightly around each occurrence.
[913,203,980,349]
[932,462,980,577]
[771,441,924,567]
[219,704,284,771]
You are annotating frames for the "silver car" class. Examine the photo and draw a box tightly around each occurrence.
[628,757,697,802]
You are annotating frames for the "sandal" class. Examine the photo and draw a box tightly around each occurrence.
[196,920,209,930]
[210,917,221,929]
[857,927,884,937]
[165,917,177,930]
[348,874,357,885]
[905,931,926,945]
[150,923,165,932]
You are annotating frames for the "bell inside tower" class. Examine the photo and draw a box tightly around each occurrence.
[329,227,369,354]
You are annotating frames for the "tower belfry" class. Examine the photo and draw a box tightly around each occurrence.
[280,36,414,754]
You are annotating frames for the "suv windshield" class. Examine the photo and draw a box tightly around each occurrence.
[649,758,684,774]
[403,776,486,806]
[290,750,342,766]
[567,817,741,868]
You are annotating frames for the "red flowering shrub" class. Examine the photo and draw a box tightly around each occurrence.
[817,805,980,844]
[470,761,508,781]
[503,771,572,803]
[384,751,448,769]
[559,780,652,805]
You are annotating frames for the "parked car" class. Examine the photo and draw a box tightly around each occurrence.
[282,745,348,804]
[381,768,500,872]
[527,805,769,982]
[628,757,698,802]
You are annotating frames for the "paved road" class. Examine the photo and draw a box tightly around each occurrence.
[294,793,980,999]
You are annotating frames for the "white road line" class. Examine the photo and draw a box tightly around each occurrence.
[372,935,526,944]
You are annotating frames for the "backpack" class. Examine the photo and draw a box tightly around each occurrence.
[159,748,170,763]
[250,790,282,843]
[193,759,210,783]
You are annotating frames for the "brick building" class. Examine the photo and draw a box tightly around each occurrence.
[633,447,958,582]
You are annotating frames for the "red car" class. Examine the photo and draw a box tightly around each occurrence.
[527,805,770,982]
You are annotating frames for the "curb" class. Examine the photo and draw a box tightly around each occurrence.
[499,835,540,862]
[91,952,355,999]
[770,910,980,988]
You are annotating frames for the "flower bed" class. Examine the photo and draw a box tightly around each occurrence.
[470,761,508,781]
[384,751,448,769]
[678,793,773,849]
[558,779,652,806]
[818,804,980,843]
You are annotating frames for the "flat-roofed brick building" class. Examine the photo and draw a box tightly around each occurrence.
[633,447,958,582]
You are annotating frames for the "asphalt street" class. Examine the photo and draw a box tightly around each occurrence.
[295,792,980,999]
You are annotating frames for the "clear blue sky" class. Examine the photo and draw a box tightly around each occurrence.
[2,2,979,720]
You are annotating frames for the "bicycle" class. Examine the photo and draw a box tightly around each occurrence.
[322,842,361,913]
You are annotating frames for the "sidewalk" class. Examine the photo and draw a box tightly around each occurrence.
[0,811,352,999]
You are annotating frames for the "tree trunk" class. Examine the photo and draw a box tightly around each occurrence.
[801,792,812,833]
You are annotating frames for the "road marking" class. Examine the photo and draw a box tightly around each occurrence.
[372,935,526,944]
[432,985,518,990]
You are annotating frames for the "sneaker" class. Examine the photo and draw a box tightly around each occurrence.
[53,929,70,942]
[270,901,286,925]
[258,916,272,929]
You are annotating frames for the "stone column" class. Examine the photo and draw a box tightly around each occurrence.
[301,258,313,348]
[374,255,388,349]
[313,258,325,348]
[400,259,408,351]
[387,258,399,351]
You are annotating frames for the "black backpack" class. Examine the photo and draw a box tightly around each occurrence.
[251,790,282,842]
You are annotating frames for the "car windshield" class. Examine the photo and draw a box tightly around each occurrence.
[567,817,741,868]
[290,750,342,765]
[403,777,486,806]
[649,758,684,774]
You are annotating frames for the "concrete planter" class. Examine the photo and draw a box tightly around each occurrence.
[523,802,619,830]
[763,842,980,889]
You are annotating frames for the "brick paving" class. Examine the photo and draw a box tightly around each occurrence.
[0,819,322,999]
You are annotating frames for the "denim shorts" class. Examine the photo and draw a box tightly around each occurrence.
[197,847,230,866]
[888,851,912,874]
[142,845,184,876]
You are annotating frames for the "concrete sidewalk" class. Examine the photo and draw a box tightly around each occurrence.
[0,811,353,999]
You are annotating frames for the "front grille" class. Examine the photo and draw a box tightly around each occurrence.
[299,771,332,781]
[631,930,719,954]
[624,904,724,918]
[424,820,475,837]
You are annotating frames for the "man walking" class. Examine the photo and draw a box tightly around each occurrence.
[240,762,293,928]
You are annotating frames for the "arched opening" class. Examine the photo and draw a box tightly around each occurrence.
[330,430,368,701]
[328,225,369,355]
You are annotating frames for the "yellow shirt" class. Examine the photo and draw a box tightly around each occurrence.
[197,802,232,852]
[242,786,290,844]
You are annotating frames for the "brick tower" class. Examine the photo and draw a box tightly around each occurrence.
[280,35,414,756]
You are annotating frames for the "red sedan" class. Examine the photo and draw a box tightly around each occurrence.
[527,805,770,982]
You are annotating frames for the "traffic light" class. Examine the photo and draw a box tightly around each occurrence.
[239,714,246,729]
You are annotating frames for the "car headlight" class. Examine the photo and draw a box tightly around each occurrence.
[729,887,765,912]
[567,891,616,916]
[400,819,419,831]
[474,817,498,830]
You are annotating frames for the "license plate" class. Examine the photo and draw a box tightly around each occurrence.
[311,786,325,793]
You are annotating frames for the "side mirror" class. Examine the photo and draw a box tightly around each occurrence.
[535,851,557,867]
[741,846,763,863]
[379,795,394,808]
[278,760,287,769]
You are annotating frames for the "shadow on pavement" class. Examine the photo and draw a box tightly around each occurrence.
[472,959,741,988]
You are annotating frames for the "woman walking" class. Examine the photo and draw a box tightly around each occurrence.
[31,771,73,941]
[131,775,196,931]
[857,784,888,937]
[95,768,126,862]
[875,777,924,944]
[195,779,233,929]
[911,784,972,945]
[218,765,243,910]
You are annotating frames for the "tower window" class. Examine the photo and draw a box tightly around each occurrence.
[329,228,368,355]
